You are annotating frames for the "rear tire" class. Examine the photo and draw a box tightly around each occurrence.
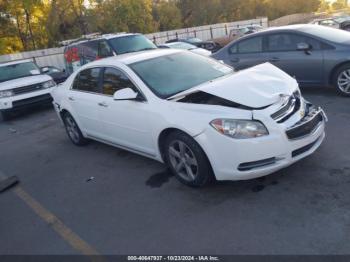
[333,64,350,97]
[164,131,214,187]
[62,112,88,146]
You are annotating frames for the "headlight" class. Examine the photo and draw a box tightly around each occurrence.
[42,80,56,89]
[0,90,14,98]
[210,119,269,139]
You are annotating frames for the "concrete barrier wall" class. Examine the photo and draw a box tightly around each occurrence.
[0,47,65,70]
[269,13,323,26]
[146,17,268,44]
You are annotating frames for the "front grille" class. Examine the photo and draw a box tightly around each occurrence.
[286,109,323,140]
[12,94,52,108]
[12,83,44,95]
[271,91,301,123]
[292,137,321,158]
[238,157,277,171]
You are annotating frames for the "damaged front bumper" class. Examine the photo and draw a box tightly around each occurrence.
[194,100,327,181]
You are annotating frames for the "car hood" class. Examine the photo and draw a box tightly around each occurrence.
[169,63,298,108]
[0,74,52,91]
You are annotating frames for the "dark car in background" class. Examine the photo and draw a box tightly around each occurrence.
[63,33,157,75]
[40,66,68,84]
[166,37,221,52]
[310,16,350,31]
[212,24,350,96]
[246,24,264,32]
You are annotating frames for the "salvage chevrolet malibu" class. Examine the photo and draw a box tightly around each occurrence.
[51,49,326,187]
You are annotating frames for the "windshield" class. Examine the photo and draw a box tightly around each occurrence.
[108,35,157,55]
[301,26,350,43]
[0,62,40,83]
[167,42,197,50]
[129,52,233,98]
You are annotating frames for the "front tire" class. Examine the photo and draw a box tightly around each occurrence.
[333,64,350,96]
[62,112,88,146]
[164,131,214,187]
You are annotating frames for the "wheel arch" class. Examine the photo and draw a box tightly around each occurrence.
[157,127,215,184]
[59,108,70,118]
[157,127,208,162]
[329,61,350,85]
[58,107,87,137]
[158,128,187,162]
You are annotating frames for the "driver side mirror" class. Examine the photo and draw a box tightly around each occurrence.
[113,88,141,101]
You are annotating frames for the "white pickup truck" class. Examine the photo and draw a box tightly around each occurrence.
[0,59,56,120]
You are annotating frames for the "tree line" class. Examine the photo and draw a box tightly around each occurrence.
[0,0,348,55]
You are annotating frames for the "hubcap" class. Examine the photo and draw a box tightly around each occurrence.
[65,116,80,143]
[337,69,350,94]
[168,140,198,182]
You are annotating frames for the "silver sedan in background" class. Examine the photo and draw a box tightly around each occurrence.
[212,24,350,96]
[159,42,212,56]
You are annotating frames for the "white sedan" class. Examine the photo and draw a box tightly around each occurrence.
[51,49,326,187]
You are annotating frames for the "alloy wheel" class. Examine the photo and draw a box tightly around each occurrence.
[65,116,80,143]
[337,69,350,94]
[168,140,199,182]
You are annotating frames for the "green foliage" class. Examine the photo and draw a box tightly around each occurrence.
[154,1,182,31]
[0,0,343,55]
[332,0,349,10]
[46,0,89,47]
[89,0,155,34]
[318,0,331,12]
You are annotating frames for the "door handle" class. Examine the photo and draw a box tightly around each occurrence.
[68,96,75,101]
[98,101,108,107]
[269,57,280,62]
[230,58,240,63]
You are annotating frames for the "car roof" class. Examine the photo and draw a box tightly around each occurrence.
[264,24,317,32]
[66,33,141,46]
[240,24,326,37]
[82,49,181,67]
[0,59,34,67]
[225,24,329,44]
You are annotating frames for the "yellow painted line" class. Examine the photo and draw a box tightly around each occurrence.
[0,172,104,261]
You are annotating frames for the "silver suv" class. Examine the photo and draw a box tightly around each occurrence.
[0,59,56,120]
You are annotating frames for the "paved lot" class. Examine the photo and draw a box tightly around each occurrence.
[0,86,349,255]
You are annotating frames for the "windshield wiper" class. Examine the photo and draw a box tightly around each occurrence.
[119,47,156,55]
[137,47,156,52]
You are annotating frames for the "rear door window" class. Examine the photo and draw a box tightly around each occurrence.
[72,68,102,93]
[267,33,321,51]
